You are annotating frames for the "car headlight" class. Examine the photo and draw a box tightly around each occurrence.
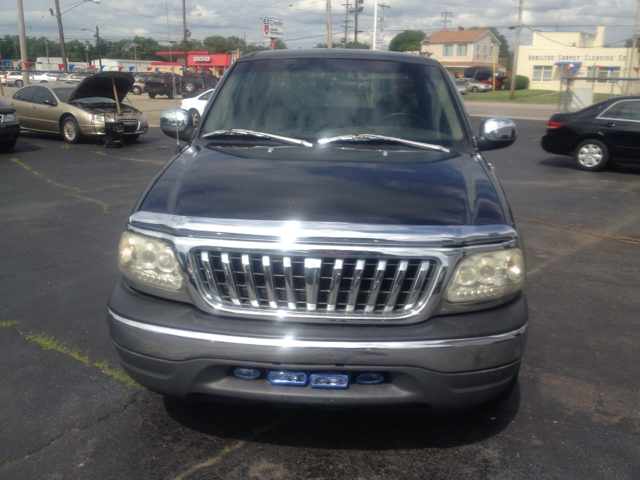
[118,232,183,291]
[3,113,18,123]
[87,113,114,122]
[444,248,524,303]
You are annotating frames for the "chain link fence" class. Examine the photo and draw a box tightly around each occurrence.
[559,76,640,112]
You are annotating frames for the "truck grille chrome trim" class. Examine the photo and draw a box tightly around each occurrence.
[192,251,439,318]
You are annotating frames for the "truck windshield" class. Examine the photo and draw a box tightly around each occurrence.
[201,57,468,148]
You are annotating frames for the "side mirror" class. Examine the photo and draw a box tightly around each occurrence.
[160,108,195,142]
[477,117,517,151]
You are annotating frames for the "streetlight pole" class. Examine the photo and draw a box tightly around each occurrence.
[326,0,332,48]
[82,27,102,67]
[182,0,189,72]
[85,45,89,68]
[16,0,29,84]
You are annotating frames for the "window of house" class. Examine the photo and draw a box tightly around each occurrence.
[443,44,453,56]
[475,44,480,57]
[489,46,494,57]
[482,45,487,56]
[533,66,553,82]
[456,44,467,56]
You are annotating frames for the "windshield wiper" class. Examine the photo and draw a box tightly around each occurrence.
[318,134,451,153]
[203,129,313,147]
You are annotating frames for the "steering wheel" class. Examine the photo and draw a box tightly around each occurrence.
[378,112,428,128]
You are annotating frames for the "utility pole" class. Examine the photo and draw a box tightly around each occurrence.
[372,0,377,50]
[16,0,30,84]
[354,0,359,49]
[509,0,524,100]
[628,0,640,81]
[53,0,68,72]
[45,38,50,68]
[182,0,189,72]
[379,3,390,33]
[95,27,102,67]
[441,7,452,31]
[343,0,351,48]
[326,0,333,48]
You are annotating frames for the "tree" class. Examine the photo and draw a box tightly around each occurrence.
[624,38,640,53]
[315,42,343,48]
[388,30,426,52]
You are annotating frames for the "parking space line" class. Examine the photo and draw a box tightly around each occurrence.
[10,158,111,214]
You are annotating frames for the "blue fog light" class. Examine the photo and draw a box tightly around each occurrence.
[356,373,384,385]
[268,371,307,386]
[234,367,261,380]
[310,373,349,389]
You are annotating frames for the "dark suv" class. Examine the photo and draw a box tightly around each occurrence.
[144,73,182,99]
[109,50,526,412]
[181,72,219,98]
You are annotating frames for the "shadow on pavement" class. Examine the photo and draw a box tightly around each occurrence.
[163,385,520,450]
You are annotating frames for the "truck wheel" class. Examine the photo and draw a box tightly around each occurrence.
[148,93,156,99]
[184,81,195,93]
[15,80,23,88]
[131,86,142,95]
[167,91,175,100]
[62,117,83,144]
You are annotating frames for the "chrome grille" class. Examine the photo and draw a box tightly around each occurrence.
[192,251,437,316]
[118,117,139,133]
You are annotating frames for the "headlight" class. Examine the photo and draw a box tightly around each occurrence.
[87,113,114,122]
[3,113,18,123]
[118,232,183,291]
[444,248,524,303]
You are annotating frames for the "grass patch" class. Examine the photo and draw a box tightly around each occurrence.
[0,320,19,328]
[26,332,138,388]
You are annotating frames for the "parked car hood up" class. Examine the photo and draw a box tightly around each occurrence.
[138,145,506,226]
[67,72,135,103]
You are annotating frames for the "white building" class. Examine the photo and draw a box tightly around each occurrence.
[517,26,638,91]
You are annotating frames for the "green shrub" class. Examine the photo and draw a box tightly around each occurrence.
[504,75,530,90]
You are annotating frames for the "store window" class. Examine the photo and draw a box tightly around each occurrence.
[443,44,453,56]
[533,66,553,82]
[456,44,467,56]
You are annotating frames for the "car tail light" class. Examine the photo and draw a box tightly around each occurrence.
[163,82,167,87]
[547,121,562,129]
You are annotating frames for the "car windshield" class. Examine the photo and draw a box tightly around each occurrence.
[201,57,468,147]
[52,87,76,103]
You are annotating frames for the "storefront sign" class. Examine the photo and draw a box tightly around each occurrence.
[261,17,284,39]
[193,56,211,62]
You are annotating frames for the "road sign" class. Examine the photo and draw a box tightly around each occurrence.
[261,17,285,39]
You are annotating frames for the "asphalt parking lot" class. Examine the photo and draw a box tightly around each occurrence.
[1,116,639,479]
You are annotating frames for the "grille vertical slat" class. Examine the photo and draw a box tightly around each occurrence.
[221,253,241,305]
[365,260,387,313]
[304,258,322,311]
[405,261,431,309]
[384,260,408,313]
[283,257,297,310]
[200,252,222,302]
[241,254,259,307]
[193,251,436,318]
[346,259,366,313]
[326,259,344,312]
[262,256,278,309]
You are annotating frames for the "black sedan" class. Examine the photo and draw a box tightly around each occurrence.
[541,96,640,171]
[0,100,21,150]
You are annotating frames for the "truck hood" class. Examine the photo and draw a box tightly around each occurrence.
[138,145,506,226]
[67,72,134,103]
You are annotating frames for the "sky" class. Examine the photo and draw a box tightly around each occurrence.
[2,0,639,52]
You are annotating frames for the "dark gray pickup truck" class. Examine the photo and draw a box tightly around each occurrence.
[108,50,526,411]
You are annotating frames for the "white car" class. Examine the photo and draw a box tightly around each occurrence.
[2,71,27,87]
[180,88,214,125]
